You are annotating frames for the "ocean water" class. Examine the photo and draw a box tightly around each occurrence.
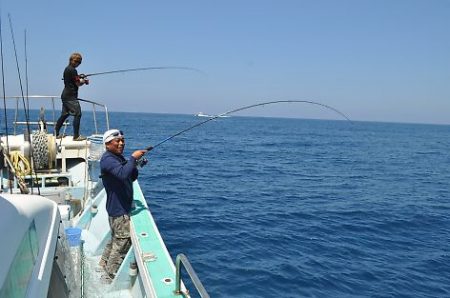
[3,110,449,297]
[111,113,450,298]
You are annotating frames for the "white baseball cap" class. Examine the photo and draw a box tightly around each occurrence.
[103,129,124,144]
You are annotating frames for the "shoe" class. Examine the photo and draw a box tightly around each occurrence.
[56,134,66,139]
[101,273,115,284]
[73,135,87,141]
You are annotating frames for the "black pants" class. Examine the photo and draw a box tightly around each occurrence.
[55,99,82,138]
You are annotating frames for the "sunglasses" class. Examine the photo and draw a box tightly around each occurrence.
[110,130,124,137]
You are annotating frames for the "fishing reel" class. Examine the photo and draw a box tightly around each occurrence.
[78,74,90,85]
[136,157,148,168]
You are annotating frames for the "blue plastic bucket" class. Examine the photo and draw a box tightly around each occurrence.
[65,227,82,247]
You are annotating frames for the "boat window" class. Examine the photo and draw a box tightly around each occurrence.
[0,220,39,297]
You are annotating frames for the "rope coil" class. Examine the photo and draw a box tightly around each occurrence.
[9,151,31,176]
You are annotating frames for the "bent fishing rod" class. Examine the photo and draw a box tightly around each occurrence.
[145,100,352,152]
[80,66,206,78]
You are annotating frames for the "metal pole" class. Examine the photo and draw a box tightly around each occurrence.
[175,253,209,298]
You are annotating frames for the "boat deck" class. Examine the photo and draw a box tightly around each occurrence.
[129,183,180,297]
[78,181,185,297]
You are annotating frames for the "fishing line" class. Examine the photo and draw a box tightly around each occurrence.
[147,100,352,151]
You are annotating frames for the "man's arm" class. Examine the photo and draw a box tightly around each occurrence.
[101,154,137,180]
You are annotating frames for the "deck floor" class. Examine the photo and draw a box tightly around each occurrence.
[80,255,133,298]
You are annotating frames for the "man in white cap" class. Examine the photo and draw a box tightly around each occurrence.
[98,129,148,283]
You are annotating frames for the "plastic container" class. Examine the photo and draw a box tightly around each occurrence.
[65,227,82,247]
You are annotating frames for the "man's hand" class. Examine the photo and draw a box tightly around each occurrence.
[132,149,147,160]
[78,74,90,85]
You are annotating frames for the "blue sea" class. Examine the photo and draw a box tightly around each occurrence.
[4,110,450,297]
[111,113,449,298]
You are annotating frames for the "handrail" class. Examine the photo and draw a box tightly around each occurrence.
[2,95,110,135]
[175,253,209,298]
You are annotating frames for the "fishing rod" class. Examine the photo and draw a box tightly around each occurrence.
[78,98,102,105]
[81,66,206,78]
[146,100,352,152]
[24,29,29,111]
[0,10,10,192]
[8,14,41,194]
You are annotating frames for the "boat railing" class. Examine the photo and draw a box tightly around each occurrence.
[175,253,210,298]
[3,95,110,135]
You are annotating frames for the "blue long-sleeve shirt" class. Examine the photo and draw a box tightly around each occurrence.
[100,151,139,217]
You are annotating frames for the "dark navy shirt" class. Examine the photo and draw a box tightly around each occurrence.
[100,150,138,217]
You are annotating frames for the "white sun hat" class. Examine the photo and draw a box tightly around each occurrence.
[103,129,124,144]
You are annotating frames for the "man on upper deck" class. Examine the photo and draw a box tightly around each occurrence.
[55,52,88,141]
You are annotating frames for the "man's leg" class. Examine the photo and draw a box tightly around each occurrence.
[55,113,69,137]
[104,216,131,280]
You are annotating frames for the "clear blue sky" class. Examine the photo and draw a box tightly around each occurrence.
[1,0,449,124]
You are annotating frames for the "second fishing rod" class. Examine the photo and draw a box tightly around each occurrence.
[136,100,352,165]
